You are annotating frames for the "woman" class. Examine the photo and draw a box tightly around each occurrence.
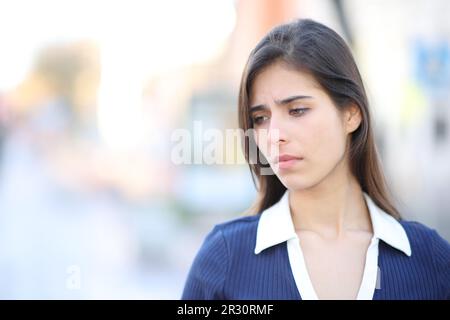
[182,19,450,300]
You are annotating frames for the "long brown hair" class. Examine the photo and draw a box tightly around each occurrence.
[238,19,401,219]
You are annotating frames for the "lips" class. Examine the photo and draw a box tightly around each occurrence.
[275,154,303,170]
[276,154,303,163]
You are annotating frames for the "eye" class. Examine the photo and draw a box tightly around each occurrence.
[252,115,269,126]
[289,108,309,116]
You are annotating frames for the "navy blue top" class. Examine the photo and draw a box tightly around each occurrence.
[182,216,450,300]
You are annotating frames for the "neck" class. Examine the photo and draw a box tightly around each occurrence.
[288,160,372,239]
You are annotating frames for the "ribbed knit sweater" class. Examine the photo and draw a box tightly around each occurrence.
[182,216,450,300]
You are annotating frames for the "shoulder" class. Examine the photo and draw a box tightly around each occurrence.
[196,214,260,250]
[400,219,450,297]
[400,219,450,251]
[204,215,261,257]
[190,215,260,261]
[181,215,260,299]
[214,215,261,241]
[194,214,261,262]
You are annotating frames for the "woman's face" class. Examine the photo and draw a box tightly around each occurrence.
[249,61,360,191]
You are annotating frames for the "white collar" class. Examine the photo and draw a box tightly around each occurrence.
[254,191,411,256]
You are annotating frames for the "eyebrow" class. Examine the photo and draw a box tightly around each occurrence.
[249,95,313,113]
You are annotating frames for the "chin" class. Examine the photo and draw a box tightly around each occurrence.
[276,173,317,192]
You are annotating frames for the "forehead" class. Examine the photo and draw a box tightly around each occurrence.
[249,62,322,104]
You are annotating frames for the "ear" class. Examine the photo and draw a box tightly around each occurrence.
[344,103,362,134]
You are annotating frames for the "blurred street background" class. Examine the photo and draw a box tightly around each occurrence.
[0,0,449,299]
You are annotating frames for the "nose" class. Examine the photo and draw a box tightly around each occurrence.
[265,115,288,161]
[267,115,287,146]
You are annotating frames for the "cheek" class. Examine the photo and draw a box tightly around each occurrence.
[307,114,347,164]
[253,130,270,161]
